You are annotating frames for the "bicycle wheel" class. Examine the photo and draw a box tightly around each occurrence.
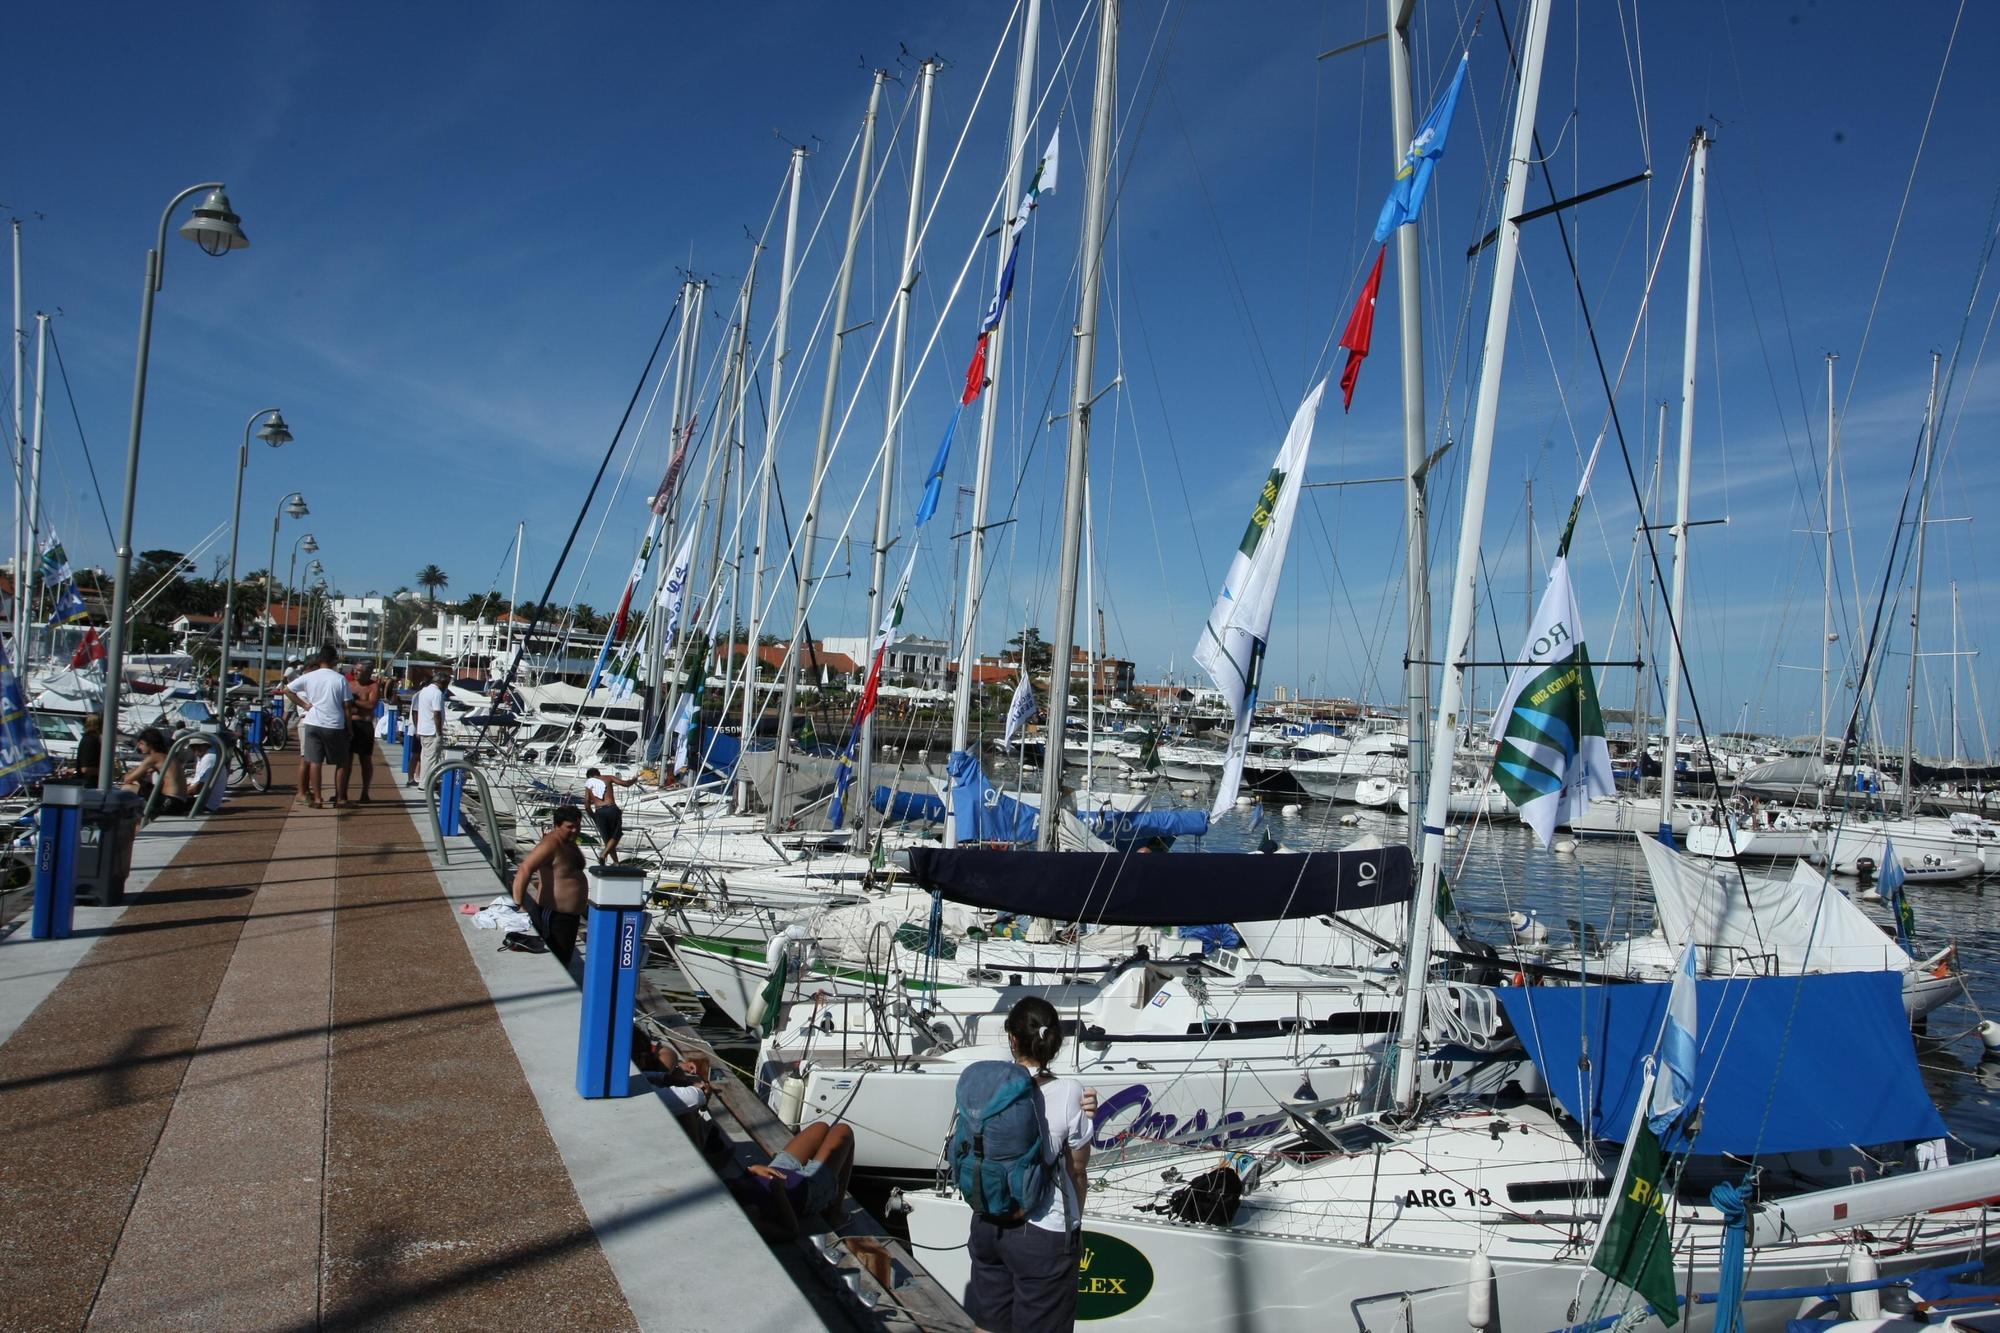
[229,741,272,793]
[265,714,291,752]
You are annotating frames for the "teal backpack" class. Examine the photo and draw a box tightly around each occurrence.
[949,1061,1052,1223]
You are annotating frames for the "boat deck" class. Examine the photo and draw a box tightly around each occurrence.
[0,775,952,1331]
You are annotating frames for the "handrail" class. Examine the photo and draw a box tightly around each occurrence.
[424,757,509,885]
[143,726,225,823]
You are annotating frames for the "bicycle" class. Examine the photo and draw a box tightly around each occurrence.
[219,708,272,792]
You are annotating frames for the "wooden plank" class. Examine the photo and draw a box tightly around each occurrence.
[634,978,974,1332]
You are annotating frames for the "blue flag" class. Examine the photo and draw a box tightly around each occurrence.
[913,402,965,528]
[1647,940,1698,1137]
[1373,52,1469,243]
[828,740,858,828]
[0,637,51,797]
[1880,838,1913,947]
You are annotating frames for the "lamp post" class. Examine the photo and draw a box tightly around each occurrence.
[99,184,248,791]
[296,561,324,654]
[259,499,309,690]
[217,409,292,714]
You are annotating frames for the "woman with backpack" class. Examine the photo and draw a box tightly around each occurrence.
[958,996,1095,1333]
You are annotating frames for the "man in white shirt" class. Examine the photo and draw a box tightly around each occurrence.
[190,735,228,813]
[410,667,449,789]
[283,644,354,808]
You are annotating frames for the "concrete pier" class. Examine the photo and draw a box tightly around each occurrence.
[0,779,859,1331]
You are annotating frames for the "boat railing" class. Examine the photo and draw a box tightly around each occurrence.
[423,759,510,887]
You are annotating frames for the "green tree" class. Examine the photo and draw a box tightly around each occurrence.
[1006,626,1052,674]
[416,564,450,606]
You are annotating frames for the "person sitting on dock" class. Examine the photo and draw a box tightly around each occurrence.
[510,804,588,964]
[735,1120,856,1240]
[582,766,638,865]
[119,727,194,815]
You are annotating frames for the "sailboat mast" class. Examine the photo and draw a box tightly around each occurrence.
[1951,580,1961,766]
[10,221,23,661]
[1820,352,1837,786]
[1657,126,1710,839]
[1036,0,1117,851]
[1386,0,1432,851]
[947,0,1044,843]
[26,313,47,663]
[651,278,699,704]
[739,147,806,795]
[723,249,759,739]
[772,74,884,828]
[1634,402,1666,757]
[505,520,523,659]
[859,59,938,834]
[1391,0,1553,1110]
[1903,351,1939,816]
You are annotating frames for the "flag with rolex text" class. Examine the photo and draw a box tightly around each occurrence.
[1489,554,1615,845]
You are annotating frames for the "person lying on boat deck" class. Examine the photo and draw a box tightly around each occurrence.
[730,1120,856,1241]
[635,1037,714,1121]
[583,766,638,865]
[119,727,194,815]
[510,804,588,964]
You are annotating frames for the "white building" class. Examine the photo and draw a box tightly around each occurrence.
[820,633,949,689]
[329,596,388,656]
[415,609,534,663]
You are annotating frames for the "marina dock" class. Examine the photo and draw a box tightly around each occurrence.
[0,779,963,1332]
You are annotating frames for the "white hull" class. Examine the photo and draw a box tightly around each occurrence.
[1820,818,2000,877]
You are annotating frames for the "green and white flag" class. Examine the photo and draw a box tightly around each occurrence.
[1590,1121,1682,1324]
[1193,380,1326,815]
[1490,454,1615,845]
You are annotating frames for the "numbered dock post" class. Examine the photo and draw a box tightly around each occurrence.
[437,767,463,837]
[576,865,648,1099]
[30,785,83,940]
[402,729,417,777]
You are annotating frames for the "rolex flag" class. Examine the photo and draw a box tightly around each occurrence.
[1489,554,1616,845]
[1003,674,1037,746]
[1193,381,1326,815]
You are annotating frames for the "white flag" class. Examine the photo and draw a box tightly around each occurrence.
[1006,131,1060,243]
[671,694,697,771]
[1489,555,1616,845]
[656,530,697,641]
[1003,675,1037,746]
[1193,381,1325,815]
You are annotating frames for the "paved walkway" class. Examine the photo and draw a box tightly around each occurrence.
[0,784,637,1331]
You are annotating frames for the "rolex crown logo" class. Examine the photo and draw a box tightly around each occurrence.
[1078,1248,1095,1273]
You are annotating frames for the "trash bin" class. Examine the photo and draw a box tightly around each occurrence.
[75,788,144,906]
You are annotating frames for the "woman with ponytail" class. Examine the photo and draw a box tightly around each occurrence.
[963,996,1096,1332]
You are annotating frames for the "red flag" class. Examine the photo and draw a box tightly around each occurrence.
[852,641,889,731]
[71,627,105,668]
[1338,245,1387,411]
[961,332,990,406]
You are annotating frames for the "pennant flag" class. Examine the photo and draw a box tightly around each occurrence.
[1374,51,1470,243]
[70,626,106,669]
[1193,381,1327,815]
[1489,449,1615,845]
[652,415,700,516]
[0,637,52,797]
[914,404,965,529]
[41,532,90,629]
[670,694,698,772]
[1338,246,1387,411]
[50,582,88,629]
[1648,941,1698,1136]
[1003,674,1037,746]
[1589,1123,1682,1325]
[656,530,697,642]
[1881,838,1914,947]
[831,549,917,826]
[587,519,662,695]
[918,131,1061,522]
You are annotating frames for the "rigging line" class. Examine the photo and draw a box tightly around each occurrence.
[490,297,681,712]
[42,322,116,547]
[1835,0,1970,427]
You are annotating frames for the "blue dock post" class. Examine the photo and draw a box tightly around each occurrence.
[245,707,264,747]
[402,729,417,777]
[576,866,648,1099]
[31,785,83,940]
[437,767,463,836]
[383,702,400,742]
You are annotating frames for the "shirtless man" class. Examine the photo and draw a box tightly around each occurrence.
[511,804,588,963]
[344,663,384,803]
[582,766,639,866]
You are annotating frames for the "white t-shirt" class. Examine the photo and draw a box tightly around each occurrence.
[414,683,446,736]
[192,752,227,811]
[1027,1076,1092,1232]
[584,776,608,802]
[292,667,352,730]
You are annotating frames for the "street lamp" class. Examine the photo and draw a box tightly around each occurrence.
[298,561,325,653]
[258,496,308,689]
[216,408,292,714]
[98,183,249,791]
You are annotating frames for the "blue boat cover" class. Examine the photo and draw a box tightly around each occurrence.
[908,843,1413,926]
[873,785,945,824]
[697,731,741,781]
[1497,973,1944,1155]
[947,750,1040,845]
[1079,808,1209,845]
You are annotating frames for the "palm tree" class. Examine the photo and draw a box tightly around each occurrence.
[416,565,449,606]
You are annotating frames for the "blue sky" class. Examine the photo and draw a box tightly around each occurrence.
[6,1,1997,754]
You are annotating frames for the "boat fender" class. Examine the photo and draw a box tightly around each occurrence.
[1845,1248,1880,1320]
[1466,1248,1494,1330]
[1281,804,1302,816]
[1980,1020,2000,1052]
[1553,837,1578,855]
[775,1072,807,1130]
[744,931,795,1030]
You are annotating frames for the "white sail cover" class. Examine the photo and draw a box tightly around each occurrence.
[1489,556,1616,844]
[1636,834,1907,975]
[1193,380,1325,815]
